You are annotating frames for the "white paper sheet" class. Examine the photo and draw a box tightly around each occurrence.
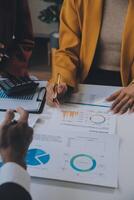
[26,103,119,188]
[44,103,117,135]
[68,84,121,107]
[27,127,119,188]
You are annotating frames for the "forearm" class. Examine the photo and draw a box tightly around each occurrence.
[0,108,33,197]
[50,0,81,88]
[0,162,30,193]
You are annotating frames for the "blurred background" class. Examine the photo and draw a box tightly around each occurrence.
[28,0,63,80]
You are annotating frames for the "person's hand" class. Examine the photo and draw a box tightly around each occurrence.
[106,84,134,114]
[0,43,5,62]
[46,82,68,107]
[0,107,33,169]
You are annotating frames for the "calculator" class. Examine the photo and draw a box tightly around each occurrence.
[0,73,39,96]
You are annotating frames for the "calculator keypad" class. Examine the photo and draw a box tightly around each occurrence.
[0,73,39,96]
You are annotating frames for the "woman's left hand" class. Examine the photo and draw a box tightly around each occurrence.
[106,84,134,114]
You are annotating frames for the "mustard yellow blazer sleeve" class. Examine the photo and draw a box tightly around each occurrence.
[50,0,81,88]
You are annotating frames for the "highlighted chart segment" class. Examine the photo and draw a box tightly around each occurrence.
[70,154,96,172]
[62,111,79,120]
[0,149,50,168]
[26,148,50,166]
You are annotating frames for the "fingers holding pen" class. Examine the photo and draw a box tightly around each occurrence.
[46,82,68,107]
[46,83,59,106]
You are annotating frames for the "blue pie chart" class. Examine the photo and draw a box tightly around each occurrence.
[26,148,50,166]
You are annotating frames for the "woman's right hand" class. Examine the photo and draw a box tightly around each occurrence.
[46,82,68,107]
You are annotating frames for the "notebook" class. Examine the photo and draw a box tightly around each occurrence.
[0,80,47,113]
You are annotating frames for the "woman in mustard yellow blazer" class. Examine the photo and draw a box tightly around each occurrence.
[47,0,134,114]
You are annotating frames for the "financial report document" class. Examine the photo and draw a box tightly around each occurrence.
[45,103,116,135]
[26,101,119,188]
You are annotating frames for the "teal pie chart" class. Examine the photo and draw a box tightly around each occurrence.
[26,148,50,166]
[70,154,96,172]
